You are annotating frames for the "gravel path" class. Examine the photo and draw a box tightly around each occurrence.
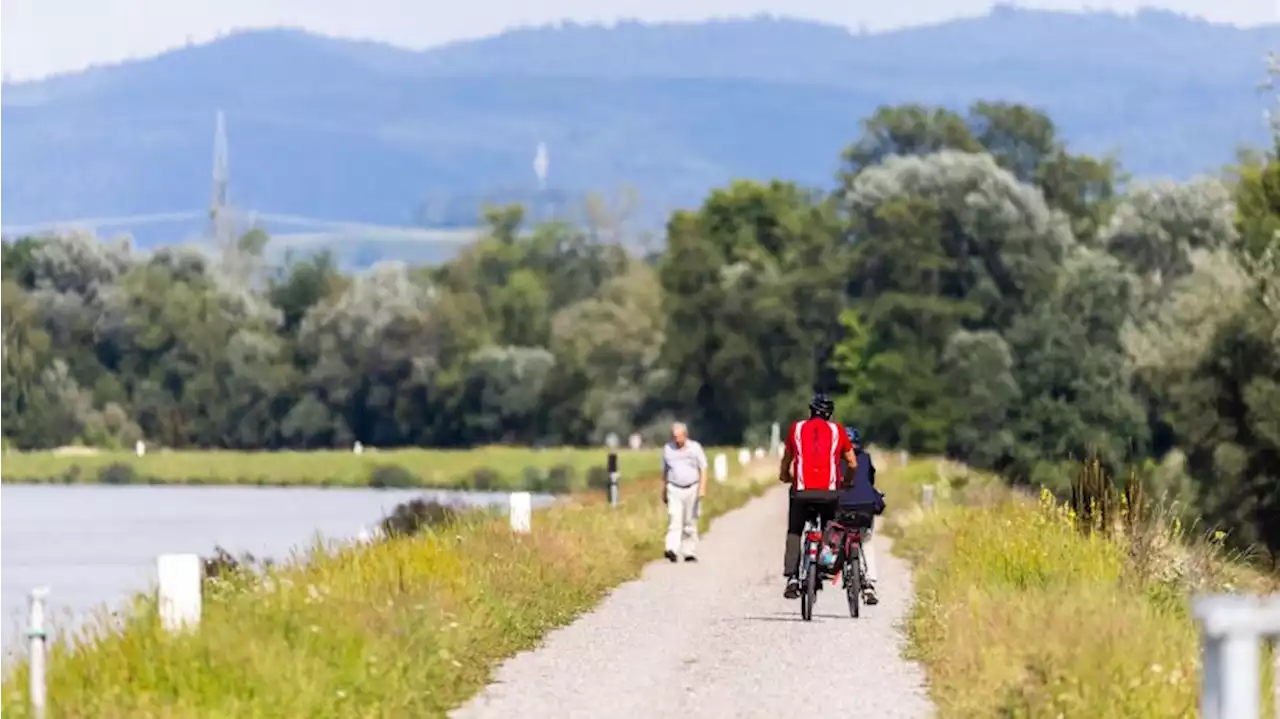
[451,485,936,719]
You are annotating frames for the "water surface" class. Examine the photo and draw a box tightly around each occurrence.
[1,484,549,653]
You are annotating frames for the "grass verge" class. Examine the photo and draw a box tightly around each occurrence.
[876,456,1275,719]
[0,462,773,718]
[0,447,672,491]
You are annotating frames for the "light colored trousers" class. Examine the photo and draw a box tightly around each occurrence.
[860,526,880,584]
[665,483,700,557]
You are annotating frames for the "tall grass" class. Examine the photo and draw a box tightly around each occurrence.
[0,464,772,718]
[881,457,1273,718]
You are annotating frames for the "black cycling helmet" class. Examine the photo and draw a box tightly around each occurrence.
[808,392,835,420]
[844,425,862,448]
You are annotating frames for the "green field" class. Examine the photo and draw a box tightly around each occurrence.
[0,447,684,492]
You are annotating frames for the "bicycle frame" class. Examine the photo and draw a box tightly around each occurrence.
[800,519,823,578]
[828,522,865,584]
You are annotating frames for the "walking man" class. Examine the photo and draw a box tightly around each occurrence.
[662,422,708,562]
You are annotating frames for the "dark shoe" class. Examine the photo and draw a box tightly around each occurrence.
[664,550,678,563]
[783,577,801,599]
[684,555,698,563]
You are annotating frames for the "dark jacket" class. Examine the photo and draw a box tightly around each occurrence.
[838,449,884,513]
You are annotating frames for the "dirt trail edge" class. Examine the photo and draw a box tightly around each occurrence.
[451,485,936,719]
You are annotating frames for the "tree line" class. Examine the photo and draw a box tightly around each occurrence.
[3,95,1278,554]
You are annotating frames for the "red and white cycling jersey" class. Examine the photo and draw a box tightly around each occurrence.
[785,417,852,492]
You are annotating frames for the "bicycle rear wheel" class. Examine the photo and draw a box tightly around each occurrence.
[846,548,862,618]
[802,567,817,621]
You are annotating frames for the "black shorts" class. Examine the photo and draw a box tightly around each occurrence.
[787,491,839,535]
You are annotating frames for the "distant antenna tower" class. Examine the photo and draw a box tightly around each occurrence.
[532,141,552,222]
[533,141,549,191]
[209,109,234,260]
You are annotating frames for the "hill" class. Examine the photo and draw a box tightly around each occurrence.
[2,7,1276,257]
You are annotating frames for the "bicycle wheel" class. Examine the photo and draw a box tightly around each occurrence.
[846,548,862,618]
[802,566,817,621]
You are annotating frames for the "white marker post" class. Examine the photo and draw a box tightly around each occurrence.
[1193,594,1280,719]
[135,439,146,457]
[899,450,909,467]
[737,448,751,466]
[921,484,936,510]
[753,447,765,459]
[27,587,49,719]
[713,454,728,484]
[509,491,532,533]
[157,553,202,633]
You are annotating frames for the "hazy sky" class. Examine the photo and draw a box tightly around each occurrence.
[1,0,1276,80]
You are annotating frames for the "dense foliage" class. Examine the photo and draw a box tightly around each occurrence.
[3,97,1278,553]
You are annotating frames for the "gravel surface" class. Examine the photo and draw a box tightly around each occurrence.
[451,485,936,719]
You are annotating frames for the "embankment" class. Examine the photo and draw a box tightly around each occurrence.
[880,458,1276,718]
[0,460,774,717]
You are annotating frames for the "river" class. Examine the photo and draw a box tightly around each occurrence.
[0,484,552,654]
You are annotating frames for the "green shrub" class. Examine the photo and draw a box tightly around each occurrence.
[546,464,576,494]
[472,467,501,491]
[380,498,465,537]
[521,467,547,492]
[98,463,138,485]
[367,464,418,489]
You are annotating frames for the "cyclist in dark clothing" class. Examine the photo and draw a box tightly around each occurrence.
[778,392,857,599]
[837,427,881,510]
[834,426,884,604]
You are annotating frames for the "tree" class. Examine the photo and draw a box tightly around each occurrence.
[837,150,1075,451]
[1003,248,1147,486]
[940,330,1021,469]
[548,260,666,443]
[1102,178,1239,297]
[659,180,844,442]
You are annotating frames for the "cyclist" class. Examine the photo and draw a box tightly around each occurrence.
[778,392,857,599]
[835,426,884,605]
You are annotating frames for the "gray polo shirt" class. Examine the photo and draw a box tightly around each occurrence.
[662,440,708,488]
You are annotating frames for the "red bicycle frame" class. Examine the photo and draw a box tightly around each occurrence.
[828,523,863,585]
[805,529,823,562]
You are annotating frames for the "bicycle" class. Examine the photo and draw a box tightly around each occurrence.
[829,518,869,618]
[797,517,825,621]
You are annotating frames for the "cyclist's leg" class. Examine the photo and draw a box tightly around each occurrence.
[783,494,807,597]
[861,517,880,603]
[818,500,838,530]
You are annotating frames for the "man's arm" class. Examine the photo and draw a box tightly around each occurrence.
[779,445,795,483]
[661,450,669,503]
[842,448,857,469]
[840,458,854,489]
[839,431,857,471]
